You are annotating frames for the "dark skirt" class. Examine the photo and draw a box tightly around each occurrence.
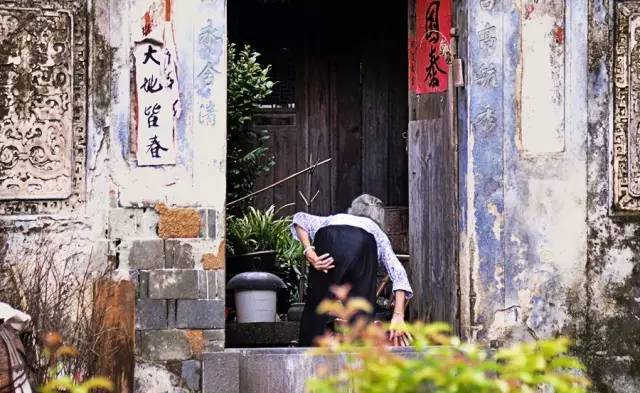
[298,225,378,346]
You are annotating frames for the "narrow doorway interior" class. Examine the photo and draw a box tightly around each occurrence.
[226,0,411,348]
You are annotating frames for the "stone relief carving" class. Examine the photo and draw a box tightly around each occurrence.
[613,2,640,213]
[0,1,86,215]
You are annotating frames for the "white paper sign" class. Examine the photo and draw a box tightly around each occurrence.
[134,26,181,166]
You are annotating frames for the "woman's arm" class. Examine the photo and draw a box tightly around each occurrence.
[389,289,410,346]
[376,232,413,299]
[294,224,334,272]
[373,227,413,346]
[290,212,325,241]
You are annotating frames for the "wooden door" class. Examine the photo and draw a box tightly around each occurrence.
[407,0,460,332]
[242,0,409,216]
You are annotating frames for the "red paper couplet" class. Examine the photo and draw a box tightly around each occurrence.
[411,0,452,94]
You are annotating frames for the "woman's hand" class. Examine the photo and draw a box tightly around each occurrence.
[306,250,335,272]
[388,312,412,347]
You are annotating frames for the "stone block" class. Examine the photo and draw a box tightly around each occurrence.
[138,270,150,298]
[129,270,139,286]
[126,239,165,270]
[216,270,225,300]
[165,240,196,268]
[168,300,177,329]
[199,210,208,238]
[203,352,239,393]
[176,299,224,329]
[135,361,191,393]
[89,240,116,271]
[149,269,206,299]
[204,340,223,353]
[136,298,167,330]
[185,330,206,359]
[206,270,225,299]
[109,208,159,239]
[137,330,192,361]
[181,360,202,391]
[166,239,216,269]
[207,209,217,239]
[203,329,225,342]
[109,208,142,239]
[203,329,225,352]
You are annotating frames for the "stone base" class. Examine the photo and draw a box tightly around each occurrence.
[225,322,300,347]
[202,347,417,393]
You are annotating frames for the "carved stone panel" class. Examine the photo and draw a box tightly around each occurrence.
[0,1,86,215]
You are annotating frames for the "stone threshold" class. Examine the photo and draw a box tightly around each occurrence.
[202,347,417,393]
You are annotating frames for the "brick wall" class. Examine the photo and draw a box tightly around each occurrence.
[111,207,225,391]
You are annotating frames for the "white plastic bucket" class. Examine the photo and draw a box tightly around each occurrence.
[234,290,277,323]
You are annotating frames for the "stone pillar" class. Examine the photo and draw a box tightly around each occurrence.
[459,0,589,343]
[100,0,228,391]
[459,0,640,390]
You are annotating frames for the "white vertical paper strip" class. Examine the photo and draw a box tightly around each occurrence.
[135,41,177,166]
[133,0,182,167]
[519,0,566,154]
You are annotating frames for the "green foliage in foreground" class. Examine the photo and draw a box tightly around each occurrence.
[39,377,113,393]
[307,288,590,393]
[37,332,113,393]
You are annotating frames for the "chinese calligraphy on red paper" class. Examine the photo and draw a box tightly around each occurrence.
[411,0,452,94]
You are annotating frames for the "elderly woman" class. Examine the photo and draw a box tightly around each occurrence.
[291,194,413,346]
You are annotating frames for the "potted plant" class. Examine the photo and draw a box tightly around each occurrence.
[226,206,307,316]
[226,206,288,275]
[274,227,307,320]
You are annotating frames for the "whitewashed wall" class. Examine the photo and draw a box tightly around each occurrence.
[1,0,228,391]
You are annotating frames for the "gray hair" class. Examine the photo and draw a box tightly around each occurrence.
[348,194,385,227]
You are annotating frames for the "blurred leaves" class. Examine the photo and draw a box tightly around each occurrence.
[307,289,591,393]
[38,332,113,393]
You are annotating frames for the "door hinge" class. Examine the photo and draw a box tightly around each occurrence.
[453,58,464,88]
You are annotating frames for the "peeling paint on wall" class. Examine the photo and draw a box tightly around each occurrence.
[518,0,566,154]
[464,0,640,389]
[466,0,506,343]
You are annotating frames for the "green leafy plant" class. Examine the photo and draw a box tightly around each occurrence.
[226,206,306,303]
[38,331,113,393]
[227,43,275,215]
[275,229,306,303]
[307,286,591,393]
[226,206,288,255]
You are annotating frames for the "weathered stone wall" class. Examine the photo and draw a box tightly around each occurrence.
[585,0,640,390]
[0,0,227,391]
[461,0,640,390]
